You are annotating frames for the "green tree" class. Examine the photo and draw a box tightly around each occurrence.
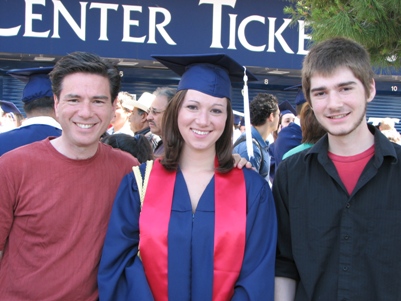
[284,0,401,69]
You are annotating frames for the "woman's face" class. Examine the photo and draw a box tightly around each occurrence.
[280,113,296,129]
[178,89,227,153]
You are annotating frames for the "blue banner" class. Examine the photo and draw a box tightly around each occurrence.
[0,0,308,69]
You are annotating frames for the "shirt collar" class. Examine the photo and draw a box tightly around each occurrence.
[305,123,398,165]
[21,116,62,130]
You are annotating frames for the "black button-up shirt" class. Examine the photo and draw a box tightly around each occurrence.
[273,124,401,301]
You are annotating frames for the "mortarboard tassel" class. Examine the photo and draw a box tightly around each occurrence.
[242,67,254,159]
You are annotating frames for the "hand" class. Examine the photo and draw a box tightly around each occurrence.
[232,153,253,169]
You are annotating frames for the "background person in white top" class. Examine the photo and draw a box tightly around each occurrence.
[107,91,136,136]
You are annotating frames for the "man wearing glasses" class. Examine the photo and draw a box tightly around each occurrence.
[147,87,176,156]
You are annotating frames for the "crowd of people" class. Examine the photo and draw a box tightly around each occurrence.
[1,36,401,301]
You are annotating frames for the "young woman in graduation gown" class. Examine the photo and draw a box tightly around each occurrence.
[98,54,277,301]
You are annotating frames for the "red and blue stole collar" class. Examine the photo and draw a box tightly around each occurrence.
[139,159,246,301]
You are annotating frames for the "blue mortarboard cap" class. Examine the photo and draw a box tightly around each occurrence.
[152,54,257,100]
[279,100,296,116]
[0,100,21,115]
[285,84,306,106]
[7,66,53,103]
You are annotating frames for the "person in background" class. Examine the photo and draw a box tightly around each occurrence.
[274,37,401,301]
[232,113,243,143]
[102,133,154,163]
[0,51,140,301]
[272,89,304,173]
[239,117,246,133]
[282,102,326,160]
[147,86,176,157]
[376,117,401,144]
[378,117,396,132]
[129,91,161,151]
[233,93,280,182]
[380,128,401,144]
[268,100,298,181]
[98,53,277,300]
[0,67,62,156]
[107,91,136,136]
[0,100,24,133]
[277,100,296,132]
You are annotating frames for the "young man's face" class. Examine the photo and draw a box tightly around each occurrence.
[309,66,375,138]
[54,72,115,152]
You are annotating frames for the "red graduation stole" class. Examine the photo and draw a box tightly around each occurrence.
[139,159,246,301]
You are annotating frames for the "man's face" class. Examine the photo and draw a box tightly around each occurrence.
[54,72,115,153]
[271,109,280,132]
[129,108,148,133]
[309,66,375,138]
[147,94,169,136]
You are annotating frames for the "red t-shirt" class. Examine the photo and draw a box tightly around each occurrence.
[0,138,139,301]
[328,145,375,195]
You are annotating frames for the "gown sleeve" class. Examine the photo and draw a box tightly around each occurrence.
[232,170,278,300]
[233,141,263,174]
[98,171,154,301]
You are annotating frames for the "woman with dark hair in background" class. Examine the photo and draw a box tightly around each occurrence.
[101,133,154,163]
[282,102,326,160]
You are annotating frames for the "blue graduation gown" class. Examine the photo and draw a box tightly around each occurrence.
[273,123,302,171]
[98,166,277,301]
[0,124,61,156]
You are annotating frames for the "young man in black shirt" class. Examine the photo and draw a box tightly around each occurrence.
[273,37,401,301]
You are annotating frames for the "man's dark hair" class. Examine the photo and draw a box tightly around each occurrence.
[137,109,147,116]
[250,93,279,126]
[49,51,121,102]
[23,96,54,115]
[101,133,154,163]
[302,37,375,104]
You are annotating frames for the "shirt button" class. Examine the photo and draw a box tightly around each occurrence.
[345,203,351,208]
[343,266,348,271]
[344,235,349,240]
